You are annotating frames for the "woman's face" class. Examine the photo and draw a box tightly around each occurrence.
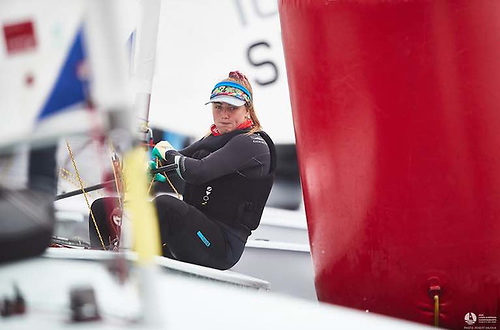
[212,102,249,134]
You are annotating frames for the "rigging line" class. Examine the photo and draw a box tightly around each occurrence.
[108,141,124,249]
[59,168,87,188]
[108,140,123,207]
[147,164,179,195]
[58,164,178,200]
[61,138,93,169]
[60,165,92,185]
[0,154,14,186]
[59,168,102,198]
[147,176,155,195]
[165,172,180,199]
[60,167,86,182]
[107,139,126,252]
[158,158,181,199]
[59,171,99,198]
[55,180,115,201]
[65,139,106,250]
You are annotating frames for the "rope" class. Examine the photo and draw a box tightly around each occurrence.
[147,176,155,194]
[58,168,103,198]
[164,168,181,199]
[65,140,106,250]
[141,122,178,251]
[59,168,82,187]
[0,155,13,186]
[108,140,125,251]
[148,158,181,199]
[141,120,180,199]
[108,140,124,206]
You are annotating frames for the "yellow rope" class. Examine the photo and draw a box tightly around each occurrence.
[164,170,181,199]
[65,140,106,250]
[59,169,86,190]
[147,176,155,194]
[59,167,86,184]
[151,158,181,199]
[59,168,79,186]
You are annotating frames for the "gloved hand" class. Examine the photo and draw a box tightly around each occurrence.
[148,160,167,183]
[152,140,175,161]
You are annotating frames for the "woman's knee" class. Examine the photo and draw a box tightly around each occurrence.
[154,195,190,236]
[154,195,189,215]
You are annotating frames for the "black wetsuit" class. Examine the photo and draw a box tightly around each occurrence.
[89,128,276,270]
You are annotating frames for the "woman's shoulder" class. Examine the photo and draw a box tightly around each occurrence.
[230,131,271,150]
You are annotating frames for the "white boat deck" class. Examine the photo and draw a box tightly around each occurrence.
[0,252,431,329]
[44,247,270,290]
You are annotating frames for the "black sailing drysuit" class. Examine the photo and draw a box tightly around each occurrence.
[89,128,276,270]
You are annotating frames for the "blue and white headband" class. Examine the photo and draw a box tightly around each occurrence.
[206,81,252,107]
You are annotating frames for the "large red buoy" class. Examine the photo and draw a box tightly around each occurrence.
[279,1,500,328]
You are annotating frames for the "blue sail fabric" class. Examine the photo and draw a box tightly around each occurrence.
[37,26,88,121]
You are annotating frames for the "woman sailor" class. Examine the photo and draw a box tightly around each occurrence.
[89,71,276,270]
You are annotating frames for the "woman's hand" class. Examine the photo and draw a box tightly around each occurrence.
[148,160,167,183]
[152,140,175,161]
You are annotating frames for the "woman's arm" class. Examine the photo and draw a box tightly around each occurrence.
[177,137,205,157]
[169,134,271,184]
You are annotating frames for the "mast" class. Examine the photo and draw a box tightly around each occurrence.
[127,0,164,325]
[131,0,162,144]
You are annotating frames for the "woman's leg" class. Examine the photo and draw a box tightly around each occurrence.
[153,194,231,270]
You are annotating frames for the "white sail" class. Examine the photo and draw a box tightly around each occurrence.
[0,0,135,150]
[149,0,294,144]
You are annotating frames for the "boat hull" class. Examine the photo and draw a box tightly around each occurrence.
[279,0,500,328]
